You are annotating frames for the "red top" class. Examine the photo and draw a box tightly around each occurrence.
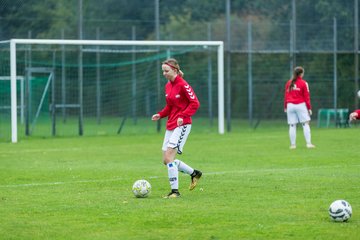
[284,77,312,110]
[354,109,360,119]
[158,75,200,130]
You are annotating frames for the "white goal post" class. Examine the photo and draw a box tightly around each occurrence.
[9,39,225,143]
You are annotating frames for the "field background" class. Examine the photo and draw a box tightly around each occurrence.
[0,122,359,239]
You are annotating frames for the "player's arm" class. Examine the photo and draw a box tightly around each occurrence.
[156,105,171,119]
[152,105,170,121]
[179,83,200,119]
[284,82,289,112]
[303,82,312,112]
[153,86,171,120]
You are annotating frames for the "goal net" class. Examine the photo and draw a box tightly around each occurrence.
[1,39,224,143]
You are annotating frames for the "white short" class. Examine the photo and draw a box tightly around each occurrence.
[286,102,311,124]
[161,124,192,154]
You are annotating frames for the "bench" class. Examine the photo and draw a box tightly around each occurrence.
[317,108,349,128]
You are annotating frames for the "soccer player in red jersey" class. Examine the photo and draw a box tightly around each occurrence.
[349,109,360,121]
[152,58,202,198]
[284,66,315,149]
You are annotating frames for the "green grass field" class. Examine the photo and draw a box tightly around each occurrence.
[0,123,359,239]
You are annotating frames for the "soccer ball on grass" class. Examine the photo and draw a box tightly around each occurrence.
[328,200,352,222]
[132,179,151,198]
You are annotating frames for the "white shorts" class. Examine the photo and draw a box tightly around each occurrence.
[161,124,192,154]
[286,102,311,124]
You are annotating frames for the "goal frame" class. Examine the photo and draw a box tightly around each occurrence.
[9,39,225,143]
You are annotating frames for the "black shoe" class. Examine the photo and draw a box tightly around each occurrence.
[163,190,181,198]
[189,170,202,190]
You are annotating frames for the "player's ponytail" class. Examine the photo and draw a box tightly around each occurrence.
[289,66,304,91]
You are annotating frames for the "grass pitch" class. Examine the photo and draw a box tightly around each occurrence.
[0,124,359,239]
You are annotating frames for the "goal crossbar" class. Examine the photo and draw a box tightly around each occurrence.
[9,39,225,143]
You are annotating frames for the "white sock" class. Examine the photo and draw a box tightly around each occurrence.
[302,123,312,144]
[167,162,179,190]
[174,159,194,175]
[289,124,296,145]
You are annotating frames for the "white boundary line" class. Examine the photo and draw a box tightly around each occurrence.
[1,165,359,188]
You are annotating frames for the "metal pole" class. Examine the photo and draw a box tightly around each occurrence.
[27,31,32,129]
[155,0,161,132]
[355,0,359,109]
[96,27,101,124]
[155,0,159,40]
[289,19,294,76]
[52,52,56,136]
[292,0,297,68]
[132,26,137,124]
[333,17,338,125]
[207,22,213,126]
[78,0,83,40]
[225,0,231,132]
[25,68,30,136]
[248,21,253,126]
[78,0,83,135]
[61,29,66,123]
[78,51,83,136]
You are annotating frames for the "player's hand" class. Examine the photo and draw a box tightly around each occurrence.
[284,109,287,113]
[308,110,312,116]
[152,114,160,121]
[177,118,183,126]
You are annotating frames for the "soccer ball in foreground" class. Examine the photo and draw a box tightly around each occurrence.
[132,179,151,198]
[357,90,360,98]
[328,200,352,222]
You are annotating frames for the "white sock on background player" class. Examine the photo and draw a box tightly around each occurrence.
[289,124,296,146]
[302,123,311,144]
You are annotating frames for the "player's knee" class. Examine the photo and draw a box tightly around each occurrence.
[163,156,171,165]
[302,121,310,127]
[163,152,173,164]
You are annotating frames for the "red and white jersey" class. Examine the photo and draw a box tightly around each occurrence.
[354,109,360,119]
[284,77,312,111]
[158,75,200,130]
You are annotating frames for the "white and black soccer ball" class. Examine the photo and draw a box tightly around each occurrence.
[328,200,352,222]
[132,179,151,198]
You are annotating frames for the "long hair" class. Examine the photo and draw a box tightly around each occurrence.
[289,66,304,91]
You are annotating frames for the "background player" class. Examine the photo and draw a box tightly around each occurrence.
[284,66,315,149]
[349,109,360,122]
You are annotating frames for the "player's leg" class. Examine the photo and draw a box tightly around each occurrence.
[302,121,315,148]
[161,130,180,198]
[173,158,202,190]
[289,124,297,149]
[163,148,181,198]
[297,103,315,148]
[174,159,193,174]
[287,103,298,149]
[169,124,202,190]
